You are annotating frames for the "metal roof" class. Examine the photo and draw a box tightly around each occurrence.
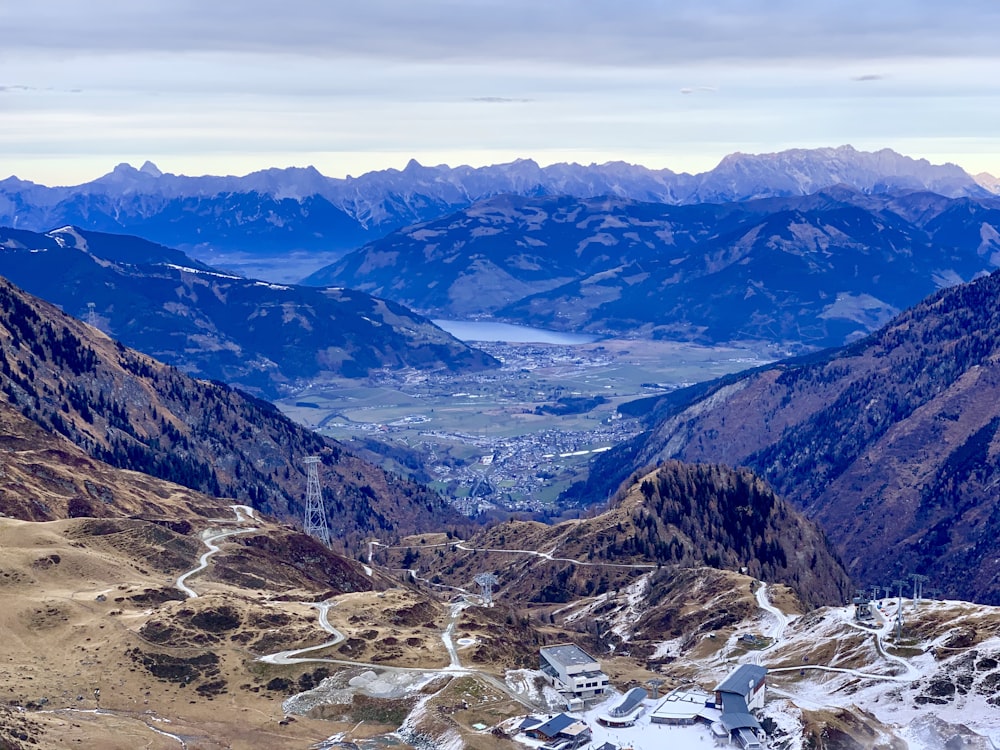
[715,664,767,696]
[719,692,762,732]
[721,711,761,732]
[532,713,576,738]
[540,644,599,668]
[609,687,647,717]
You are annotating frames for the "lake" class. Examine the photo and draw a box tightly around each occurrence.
[433,319,598,345]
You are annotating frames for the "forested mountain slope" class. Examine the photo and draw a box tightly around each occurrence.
[0,226,497,397]
[382,462,851,609]
[0,277,466,551]
[308,188,1000,350]
[593,270,1000,603]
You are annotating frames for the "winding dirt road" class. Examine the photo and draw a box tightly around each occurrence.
[175,505,259,598]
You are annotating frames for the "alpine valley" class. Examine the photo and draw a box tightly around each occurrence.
[1,147,1000,750]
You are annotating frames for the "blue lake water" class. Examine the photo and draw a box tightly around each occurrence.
[433,320,598,345]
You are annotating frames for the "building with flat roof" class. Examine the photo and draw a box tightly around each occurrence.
[650,687,720,726]
[539,644,610,703]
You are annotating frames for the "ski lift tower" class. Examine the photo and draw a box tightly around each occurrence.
[474,572,499,607]
[892,578,907,639]
[911,573,929,609]
[303,456,333,548]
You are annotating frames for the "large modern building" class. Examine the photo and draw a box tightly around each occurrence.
[539,644,610,704]
[712,664,768,750]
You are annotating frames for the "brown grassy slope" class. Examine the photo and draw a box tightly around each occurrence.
[0,510,385,750]
[382,463,850,608]
[0,399,232,521]
[0,276,466,550]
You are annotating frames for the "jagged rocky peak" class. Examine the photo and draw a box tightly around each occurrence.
[139,160,163,177]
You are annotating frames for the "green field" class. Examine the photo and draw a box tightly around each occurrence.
[275,338,775,512]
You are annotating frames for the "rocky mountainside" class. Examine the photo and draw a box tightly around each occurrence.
[308,189,1000,350]
[0,226,497,397]
[0,146,991,260]
[583,270,1000,604]
[378,461,852,609]
[0,276,467,551]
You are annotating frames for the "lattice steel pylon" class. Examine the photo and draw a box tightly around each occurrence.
[303,456,333,548]
[474,572,499,607]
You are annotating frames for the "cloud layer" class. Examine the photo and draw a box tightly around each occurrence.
[2,2,999,183]
[6,1,1000,64]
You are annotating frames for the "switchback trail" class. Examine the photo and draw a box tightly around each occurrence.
[175,504,259,598]
[258,602,347,666]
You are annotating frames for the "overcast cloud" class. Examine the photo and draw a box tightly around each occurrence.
[2,1,999,183]
[5,1,1000,63]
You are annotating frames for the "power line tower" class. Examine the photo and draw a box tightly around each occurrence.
[85,302,99,329]
[474,572,499,607]
[303,456,333,548]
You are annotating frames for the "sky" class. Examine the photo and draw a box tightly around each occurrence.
[2,1,1000,186]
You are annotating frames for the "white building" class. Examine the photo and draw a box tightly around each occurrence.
[539,644,610,703]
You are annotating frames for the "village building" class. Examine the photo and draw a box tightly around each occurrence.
[539,644,610,706]
[525,712,592,747]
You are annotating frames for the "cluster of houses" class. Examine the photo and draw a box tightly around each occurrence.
[529,644,768,749]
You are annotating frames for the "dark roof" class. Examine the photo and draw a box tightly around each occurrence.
[532,713,576,738]
[609,687,647,717]
[721,711,761,732]
[595,744,617,750]
[715,664,767,697]
[719,692,761,732]
[518,716,542,731]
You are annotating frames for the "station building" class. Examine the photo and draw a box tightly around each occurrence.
[539,644,610,706]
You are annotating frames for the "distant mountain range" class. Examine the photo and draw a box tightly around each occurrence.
[1,146,995,265]
[573,269,1000,604]
[0,226,497,397]
[308,188,1000,351]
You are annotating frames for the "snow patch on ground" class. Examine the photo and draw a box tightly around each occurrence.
[760,697,804,750]
[395,681,464,750]
[651,636,686,659]
[505,669,565,710]
[608,573,652,641]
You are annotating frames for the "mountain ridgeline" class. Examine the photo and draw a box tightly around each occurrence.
[380,461,850,608]
[586,270,1000,604]
[0,277,468,550]
[0,226,497,397]
[307,188,1000,350]
[0,146,992,259]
